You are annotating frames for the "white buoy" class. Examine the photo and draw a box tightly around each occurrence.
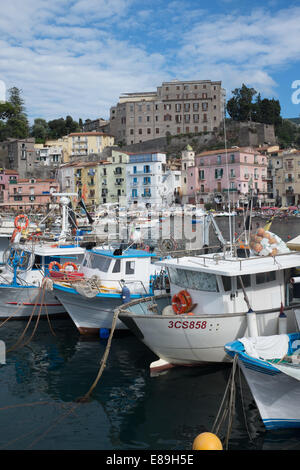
[162,305,174,316]
[247,308,259,337]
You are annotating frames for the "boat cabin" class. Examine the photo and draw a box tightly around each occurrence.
[3,244,86,287]
[80,247,157,294]
[159,252,300,314]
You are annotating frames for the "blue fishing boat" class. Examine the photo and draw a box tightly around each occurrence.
[225,332,300,430]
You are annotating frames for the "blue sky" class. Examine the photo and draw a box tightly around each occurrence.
[1,0,300,123]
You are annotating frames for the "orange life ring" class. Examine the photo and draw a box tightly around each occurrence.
[49,261,62,272]
[62,261,78,272]
[11,228,20,243]
[172,290,193,314]
[14,214,29,230]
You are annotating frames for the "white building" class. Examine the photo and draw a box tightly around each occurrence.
[126,152,167,207]
[57,162,77,193]
[181,145,195,203]
[36,145,62,167]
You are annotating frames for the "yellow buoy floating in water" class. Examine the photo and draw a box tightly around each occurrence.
[192,432,223,450]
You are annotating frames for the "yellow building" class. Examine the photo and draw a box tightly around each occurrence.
[74,161,102,208]
[67,132,115,163]
[38,132,114,163]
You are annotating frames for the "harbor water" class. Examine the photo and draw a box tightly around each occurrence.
[1,216,300,451]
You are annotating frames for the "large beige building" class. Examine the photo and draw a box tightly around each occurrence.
[110,79,226,145]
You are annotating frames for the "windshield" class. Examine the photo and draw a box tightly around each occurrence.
[168,267,218,292]
[88,254,112,272]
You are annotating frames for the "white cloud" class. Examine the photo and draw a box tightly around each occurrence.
[1,1,300,122]
[175,6,300,96]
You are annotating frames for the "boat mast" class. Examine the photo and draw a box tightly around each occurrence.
[52,193,78,243]
[223,107,233,256]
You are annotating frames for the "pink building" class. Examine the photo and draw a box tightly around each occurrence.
[2,177,59,212]
[186,147,268,206]
[0,169,19,204]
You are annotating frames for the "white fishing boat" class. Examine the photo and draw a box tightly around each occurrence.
[52,246,167,335]
[0,193,86,320]
[225,332,300,430]
[116,232,300,373]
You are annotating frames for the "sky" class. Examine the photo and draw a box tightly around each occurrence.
[1,0,300,124]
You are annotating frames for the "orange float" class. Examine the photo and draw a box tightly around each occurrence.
[172,290,192,314]
[14,214,29,230]
[49,261,62,271]
[62,261,78,272]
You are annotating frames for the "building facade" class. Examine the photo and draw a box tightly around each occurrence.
[181,145,196,203]
[126,152,167,207]
[110,79,226,145]
[186,147,268,206]
[0,138,38,178]
[82,118,110,133]
[273,150,300,206]
[67,132,115,162]
[2,177,59,212]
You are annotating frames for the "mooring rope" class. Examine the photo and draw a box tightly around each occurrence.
[211,354,238,449]
[7,284,44,353]
[237,361,255,446]
[77,308,120,402]
[17,284,46,349]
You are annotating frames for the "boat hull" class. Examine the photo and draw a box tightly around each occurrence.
[54,285,128,334]
[0,285,65,319]
[117,295,298,368]
[239,360,300,429]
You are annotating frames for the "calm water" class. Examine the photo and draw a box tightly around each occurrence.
[1,216,300,451]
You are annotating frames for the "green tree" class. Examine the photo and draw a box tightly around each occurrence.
[226,83,257,121]
[276,120,297,148]
[227,84,282,128]
[5,87,29,139]
[30,118,50,143]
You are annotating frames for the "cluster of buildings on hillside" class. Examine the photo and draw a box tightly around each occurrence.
[0,78,296,212]
[0,143,300,212]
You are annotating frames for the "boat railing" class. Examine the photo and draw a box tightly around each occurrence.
[187,248,300,270]
[56,275,149,295]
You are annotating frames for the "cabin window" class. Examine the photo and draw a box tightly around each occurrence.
[256,271,276,285]
[168,267,218,292]
[90,255,111,272]
[237,275,251,289]
[126,261,135,275]
[112,259,121,273]
[221,276,231,292]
